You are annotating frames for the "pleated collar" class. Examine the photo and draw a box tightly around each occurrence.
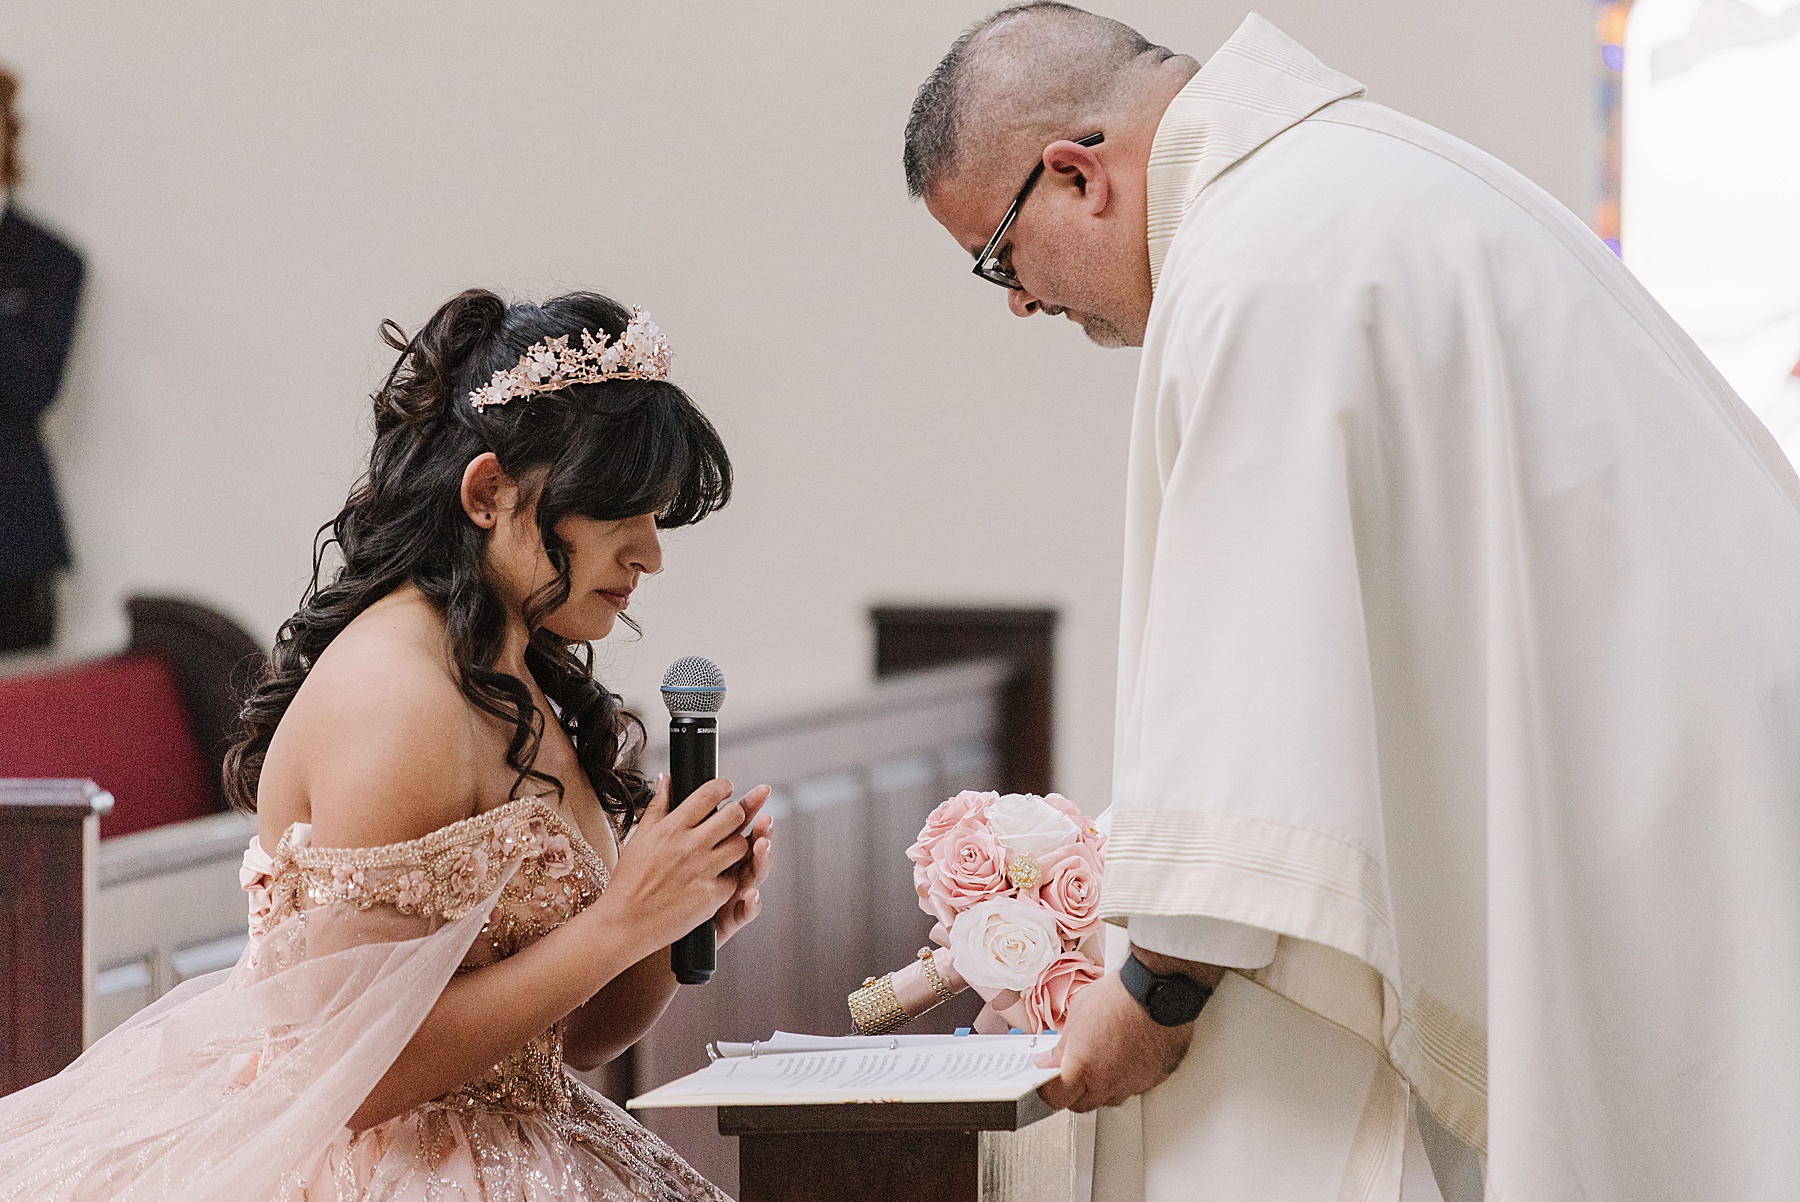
[1145,13,1364,290]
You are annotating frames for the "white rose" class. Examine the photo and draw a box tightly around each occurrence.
[949,896,1062,991]
[984,794,1080,861]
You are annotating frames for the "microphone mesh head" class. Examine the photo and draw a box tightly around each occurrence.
[661,655,726,714]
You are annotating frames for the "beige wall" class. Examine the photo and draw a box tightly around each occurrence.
[5,0,1593,810]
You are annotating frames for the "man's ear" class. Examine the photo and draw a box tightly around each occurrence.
[460,452,513,529]
[1043,140,1111,215]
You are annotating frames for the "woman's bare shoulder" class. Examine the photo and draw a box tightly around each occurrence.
[258,593,486,850]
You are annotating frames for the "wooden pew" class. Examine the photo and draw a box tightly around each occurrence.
[0,778,110,1096]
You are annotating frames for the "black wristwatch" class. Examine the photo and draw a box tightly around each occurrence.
[1120,951,1212,1027]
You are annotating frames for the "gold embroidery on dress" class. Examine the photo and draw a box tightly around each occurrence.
[267,799,607,1117]
[261,799,727,1199]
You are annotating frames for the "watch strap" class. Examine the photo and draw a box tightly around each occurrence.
[1121,951,1211,1026]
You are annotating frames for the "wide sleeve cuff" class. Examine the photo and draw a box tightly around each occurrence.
[1128,913,1278,970]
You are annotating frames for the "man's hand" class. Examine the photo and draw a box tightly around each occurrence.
[1034,948,1222,1112]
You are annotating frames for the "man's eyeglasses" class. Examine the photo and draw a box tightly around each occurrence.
[971,132,1105,290]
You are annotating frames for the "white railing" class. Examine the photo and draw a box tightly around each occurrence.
[91,810,255,1036]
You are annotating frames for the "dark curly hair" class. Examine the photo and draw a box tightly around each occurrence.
[223,289,731,832]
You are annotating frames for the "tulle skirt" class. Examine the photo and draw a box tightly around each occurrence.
[307,1085,723,1201]
[0,874,725,1201]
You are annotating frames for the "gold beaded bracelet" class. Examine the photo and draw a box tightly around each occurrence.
[918,946,955,1005]
[847,973,909,1036]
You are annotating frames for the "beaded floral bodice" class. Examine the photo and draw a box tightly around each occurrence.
[259,797,610,1116]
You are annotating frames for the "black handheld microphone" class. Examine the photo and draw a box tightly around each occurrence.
[662,655,726,986]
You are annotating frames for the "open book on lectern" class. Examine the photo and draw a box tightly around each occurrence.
[626,1032,1062,1109]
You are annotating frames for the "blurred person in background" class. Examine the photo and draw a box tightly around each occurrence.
[0,66,83,655]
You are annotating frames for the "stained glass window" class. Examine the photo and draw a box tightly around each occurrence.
[1595,0,1631,255]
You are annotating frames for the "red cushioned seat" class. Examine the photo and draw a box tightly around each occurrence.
[0,652,214,838]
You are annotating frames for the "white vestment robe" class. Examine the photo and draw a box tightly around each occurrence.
[1095,15,1800,1202]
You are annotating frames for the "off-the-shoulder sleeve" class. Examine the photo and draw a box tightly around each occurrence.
[267,804,566,927]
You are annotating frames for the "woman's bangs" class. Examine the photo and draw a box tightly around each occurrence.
[565,385,730,528]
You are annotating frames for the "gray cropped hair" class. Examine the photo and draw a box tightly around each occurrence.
[903,2,1157,199]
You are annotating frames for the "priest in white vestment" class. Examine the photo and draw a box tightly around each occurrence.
[905,6,1800,1201]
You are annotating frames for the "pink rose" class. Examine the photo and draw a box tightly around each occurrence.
[540,833,574,879]
[450,845,490,901]
[239,836,277,939]
[950,897,1062,991]
[1036,839,1103,940]
[924,816,1009,926]
[1082,822,1108,854]
[244,884,273,939]
[1023,952,1104,1032]
[986,795,1080,863]
[1042,794,1106,854]
[491,814,526,851]
[1029,792,1106,853]
[330,862,365,898]
[907,791,999,869]
[395,869,429,911]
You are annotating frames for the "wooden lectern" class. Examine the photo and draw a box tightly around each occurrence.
[720,1094,1089,1202]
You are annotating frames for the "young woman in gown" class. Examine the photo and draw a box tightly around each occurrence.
[0,288,773,1201]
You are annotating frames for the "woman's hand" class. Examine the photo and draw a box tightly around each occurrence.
[715,789,773,947]
[603,774,756,958]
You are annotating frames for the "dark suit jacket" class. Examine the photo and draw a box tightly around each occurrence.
[0,203,84,580]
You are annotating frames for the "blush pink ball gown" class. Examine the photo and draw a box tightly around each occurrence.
[0,797,728,1201]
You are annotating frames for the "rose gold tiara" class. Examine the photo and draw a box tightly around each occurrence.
[468,306,672,410]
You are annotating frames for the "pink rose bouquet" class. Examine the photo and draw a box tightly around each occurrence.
[851,791,1106,1035]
